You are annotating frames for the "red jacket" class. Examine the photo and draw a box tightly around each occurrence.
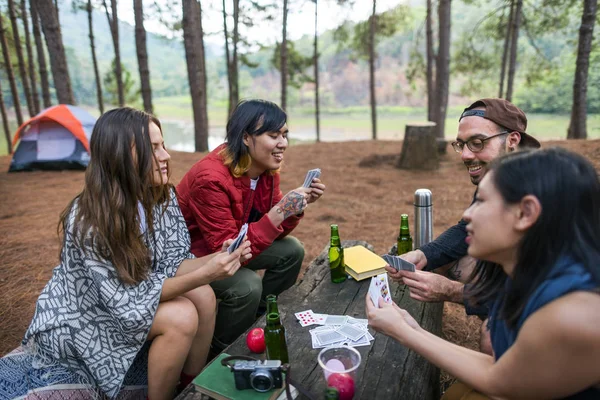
[177,144,303,258]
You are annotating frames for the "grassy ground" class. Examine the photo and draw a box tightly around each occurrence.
[2,99,599,155]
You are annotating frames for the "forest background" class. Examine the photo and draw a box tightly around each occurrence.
[0,0,598,156]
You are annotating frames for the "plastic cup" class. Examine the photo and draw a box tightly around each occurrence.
[317,346,361,400]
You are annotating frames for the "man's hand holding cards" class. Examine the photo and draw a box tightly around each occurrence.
[368,273,392,308]
[382,254,416,272]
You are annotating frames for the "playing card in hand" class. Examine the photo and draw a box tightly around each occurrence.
[302,168,321,188]
[383,254,415,272]
[368,273,392,308]
[227,223,248,254]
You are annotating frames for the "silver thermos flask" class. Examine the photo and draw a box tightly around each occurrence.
[414,189,433,248]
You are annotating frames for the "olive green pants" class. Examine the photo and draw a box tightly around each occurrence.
[210,236,304,351]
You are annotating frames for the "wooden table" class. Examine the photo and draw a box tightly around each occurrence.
[178,241,443,400]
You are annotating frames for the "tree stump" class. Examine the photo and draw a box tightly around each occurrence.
[397,122,439,170]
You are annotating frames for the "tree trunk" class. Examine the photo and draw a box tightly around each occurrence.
[134,0,153,113]
[281,0,288,111]
[434,0,451,140]
[21,0,40,115]
[397,123,438,170]
[567,0,597,139]
[222,0,233,116]
[0,77,13,154]
[182,0,209,152]
[506,0,522,102]
[499,0,514,98]
[37,0,75,105]
[426,0,435,122]
[0,15,24,125]
[30,1,52,108]
[103,0,124,106]
[8,0,34,117]
[87,0,104,113]
[314,0,320,142]
[369,0,377,140]
[231,0,239,114]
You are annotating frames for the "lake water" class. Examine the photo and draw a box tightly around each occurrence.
[160,119,409,152]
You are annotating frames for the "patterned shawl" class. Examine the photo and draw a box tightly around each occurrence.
[23,189,195,398]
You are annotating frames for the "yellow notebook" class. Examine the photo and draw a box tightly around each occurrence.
[343,245,387,281]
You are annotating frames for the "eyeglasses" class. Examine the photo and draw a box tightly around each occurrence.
[451,131,510,153]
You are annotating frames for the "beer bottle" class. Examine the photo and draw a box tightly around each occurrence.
[266,294,278,315]
[324,387,340,399]
[264,312,289,364]
[397,214,413,255]
[328,224,346,283]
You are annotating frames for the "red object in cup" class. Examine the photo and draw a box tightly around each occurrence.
[246,328,266,353]
[327,373,355,400]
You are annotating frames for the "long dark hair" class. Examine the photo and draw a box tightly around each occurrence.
[58,107,171,284]
[220,99,287,177]
[467,147,600,328]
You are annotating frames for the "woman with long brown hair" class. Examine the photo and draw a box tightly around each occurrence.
[15,108,251,400]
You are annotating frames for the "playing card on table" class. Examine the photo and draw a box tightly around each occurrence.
[336,324,366,341]
[314,330,346,346]
[313,313,327,325]
[324,315,348,325]
[347,335,371,347]
[347,317,368,326]
[295,310,317,327]
[302,168,321,188]
[227,223,248,254]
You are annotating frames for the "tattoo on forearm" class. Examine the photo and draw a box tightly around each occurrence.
[277,191,305,219]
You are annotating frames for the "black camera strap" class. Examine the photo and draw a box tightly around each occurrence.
[221,355,318,400]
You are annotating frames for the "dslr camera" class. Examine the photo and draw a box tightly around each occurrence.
[231,359,284,392]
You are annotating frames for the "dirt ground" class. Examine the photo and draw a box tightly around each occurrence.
[1,138,599,362]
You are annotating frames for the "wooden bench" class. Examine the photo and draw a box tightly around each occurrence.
[178,240,443,399]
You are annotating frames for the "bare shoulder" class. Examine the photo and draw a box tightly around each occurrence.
[522,290,600,342]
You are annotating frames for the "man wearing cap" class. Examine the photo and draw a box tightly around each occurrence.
[387,98,540,351]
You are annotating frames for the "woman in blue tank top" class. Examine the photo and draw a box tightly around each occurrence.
[367,147,600,399]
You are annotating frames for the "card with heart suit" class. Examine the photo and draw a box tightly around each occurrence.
[294,310,317,327]
[369,273,392,308]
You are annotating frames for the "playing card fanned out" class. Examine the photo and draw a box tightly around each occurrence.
[302,168,321,188]
[227,223,248,254]
[368,273,392,308]
[382,254,416,272]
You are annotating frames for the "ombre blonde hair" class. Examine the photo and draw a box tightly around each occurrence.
[222,99,287,178]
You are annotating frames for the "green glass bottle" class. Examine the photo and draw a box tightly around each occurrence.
[324,387,340,399]
[264,312,289,364]
[266,294,278,315]
[397,214,413,255]
[328,224,346,283]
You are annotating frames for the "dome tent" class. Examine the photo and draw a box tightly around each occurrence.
[9,105,96,172]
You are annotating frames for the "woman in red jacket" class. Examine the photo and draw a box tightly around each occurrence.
[177,99,326,353]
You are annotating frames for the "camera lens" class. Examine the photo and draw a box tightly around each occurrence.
[250,371,274,392]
